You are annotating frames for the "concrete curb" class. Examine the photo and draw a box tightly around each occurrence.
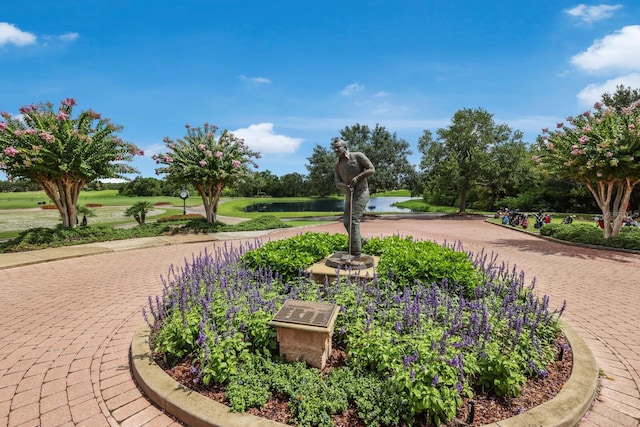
[131,321,598,427]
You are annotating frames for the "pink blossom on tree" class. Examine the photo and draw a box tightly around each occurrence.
[4,146,18,157]
[535,97,640,238]
[154,122,260,223]
[0,98,141,227]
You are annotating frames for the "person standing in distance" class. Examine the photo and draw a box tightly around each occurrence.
[332,138,375,258]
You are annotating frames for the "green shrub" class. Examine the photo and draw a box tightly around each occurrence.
[539,223,640,250]
[241,232,347,280]
[157,213,205,222]
[0,214,291,253]
[364,235,482,296]
[0,224,169,252]
[176,214,290,234]
[219,215,291,232]
[608,227,640,249]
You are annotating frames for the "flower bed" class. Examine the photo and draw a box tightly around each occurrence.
[145,233,566,427]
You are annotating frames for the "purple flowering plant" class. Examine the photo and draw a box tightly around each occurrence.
[146,233,565,426]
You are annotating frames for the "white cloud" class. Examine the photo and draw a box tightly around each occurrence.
[232,123,303,154]
[99,178,129,183]
[238,75,271,84]
[59,32,79,42]
[341,82,364,96]
[565,4,622,23]
[373,91,391,97]
[576,73,640,106]
[141,143,166,157]
[571,25,640,72]
[0,22,37,47]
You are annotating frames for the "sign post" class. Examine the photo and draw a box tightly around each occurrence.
[179,189,189,216]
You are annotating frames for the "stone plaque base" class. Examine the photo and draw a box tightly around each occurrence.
[270,300,340,369]
[275,328,332,369]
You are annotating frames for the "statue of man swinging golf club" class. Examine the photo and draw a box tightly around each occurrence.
[329,138,375,267]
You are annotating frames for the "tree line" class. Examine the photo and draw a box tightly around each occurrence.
[1,86,639,237]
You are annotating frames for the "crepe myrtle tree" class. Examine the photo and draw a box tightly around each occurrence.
[0,98,141,228]
[534,99,640,238]
[153,123,260,223]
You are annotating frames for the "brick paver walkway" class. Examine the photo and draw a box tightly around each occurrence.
[0,217,639,426]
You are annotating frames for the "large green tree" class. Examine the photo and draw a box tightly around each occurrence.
[0,98,140,227]
[477,139,532,210]
[280,172,306,197]
[419,108,524,212]
[305,144,336,197]
[338,123,414,193]
[535,88,640,238]
[153,123,260,223]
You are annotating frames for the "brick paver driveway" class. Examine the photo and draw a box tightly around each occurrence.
[1,217,638,426]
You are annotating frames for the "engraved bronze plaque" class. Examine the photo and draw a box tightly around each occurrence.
[272,300,337,328]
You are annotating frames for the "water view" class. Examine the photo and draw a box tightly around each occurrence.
[243,197,419,213]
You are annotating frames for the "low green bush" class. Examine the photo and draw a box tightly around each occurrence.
[157,213,205,222]
[0,214,291,253]
[241,232,347,280]
[608,227,640,250]
[363,235,482,296]
[540,223,640,250]
[176,214,290,234]
[0,224,169,252]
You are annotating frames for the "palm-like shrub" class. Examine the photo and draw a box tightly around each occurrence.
[125,201,154,225]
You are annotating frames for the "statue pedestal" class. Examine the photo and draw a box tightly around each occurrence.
[324,251,375,269]
[306,252,378,284]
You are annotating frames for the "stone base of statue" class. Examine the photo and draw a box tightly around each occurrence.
[325,251,375,270]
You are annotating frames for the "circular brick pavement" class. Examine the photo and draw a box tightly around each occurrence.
[0,217,639,426]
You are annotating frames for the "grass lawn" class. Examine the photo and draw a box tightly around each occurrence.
[0,189,187,209]
[0,191,343,238]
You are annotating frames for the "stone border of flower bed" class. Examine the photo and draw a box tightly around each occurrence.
[130,321,598,427]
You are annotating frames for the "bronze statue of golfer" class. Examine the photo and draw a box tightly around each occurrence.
[329,138,375,267]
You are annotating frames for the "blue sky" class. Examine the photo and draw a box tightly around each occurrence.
[2,1,640,180]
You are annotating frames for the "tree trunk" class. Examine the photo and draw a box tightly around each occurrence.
[459,188,468,213]
[585,178,637,239]
[38,177,84,228]
[198,183,225,223]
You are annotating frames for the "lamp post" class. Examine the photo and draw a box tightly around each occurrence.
[179,189,189,216]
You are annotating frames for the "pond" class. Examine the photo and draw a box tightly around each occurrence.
[243,197,419,213]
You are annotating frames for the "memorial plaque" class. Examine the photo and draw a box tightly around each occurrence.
[272,300,337,328]
[270,299,341,369]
